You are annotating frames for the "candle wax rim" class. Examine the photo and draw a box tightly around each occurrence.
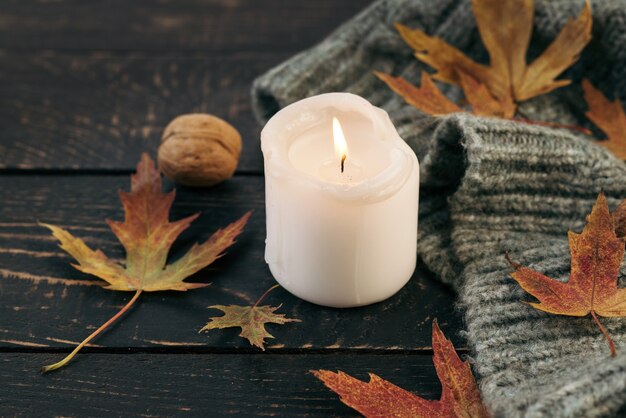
[261,92,418,203]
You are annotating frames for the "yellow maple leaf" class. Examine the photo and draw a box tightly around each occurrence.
[374,71,461,115]
[41,154,251,372]
[396,0,591,102]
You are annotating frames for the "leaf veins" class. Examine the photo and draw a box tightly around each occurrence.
[313,321,490,418]
[41,153,251,372]
[377,0,592,120]
[508,192,626,357]
[200,284,300,350]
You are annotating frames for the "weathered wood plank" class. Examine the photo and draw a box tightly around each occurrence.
[0,352,442,417]
[0,51,285,172]
[0,175,462,350]
[0,0,372,52]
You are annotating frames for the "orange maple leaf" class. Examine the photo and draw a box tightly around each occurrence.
[40,153,251,372]
[377,0,592,120]
[376,70,590,127]
[457,71,516,118]
[396,0,591,103]
[508,192,626,357]
[313,321,490,418]
[582,79,626,160]
[375,70,516,118]
[374,71,461,115]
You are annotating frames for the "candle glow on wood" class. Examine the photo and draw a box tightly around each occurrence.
[332,117,348,173]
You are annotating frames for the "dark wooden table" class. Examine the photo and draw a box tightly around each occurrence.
[0,1,462,416]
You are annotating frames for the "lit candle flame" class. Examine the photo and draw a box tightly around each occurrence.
[332,117,348,173]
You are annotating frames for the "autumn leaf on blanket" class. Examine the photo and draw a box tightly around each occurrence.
[200,284,300,350]
[378,0,591,119]
[457,71,516,118]
[396,0,591,103]
[40,153,252,372]
[376,70,516,119]
[313,320,490,418]
[582,79,626,160]
[508,192,626,357]
[374,71,461,115]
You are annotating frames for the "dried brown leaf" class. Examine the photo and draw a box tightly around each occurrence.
[313,321,490,418]
[508,192,626,357]
[396,0,591,102]
[375,71,462,115]
[515,0,592,100]
[582,79,626,160]
[394,23,492,91]
[458,71,516,118]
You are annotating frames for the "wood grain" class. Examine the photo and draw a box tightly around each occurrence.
[0,0,372,52]
[0,1,457,413]
[1,352,443,417]
[0,175,462,351]
[0,0,374,171]
[0,51,283,172]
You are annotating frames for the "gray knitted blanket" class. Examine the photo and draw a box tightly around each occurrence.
[251,0,626,416]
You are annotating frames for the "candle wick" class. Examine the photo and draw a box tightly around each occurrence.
[341,155,346,173]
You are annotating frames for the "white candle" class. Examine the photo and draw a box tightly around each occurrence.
[261,93,419,308]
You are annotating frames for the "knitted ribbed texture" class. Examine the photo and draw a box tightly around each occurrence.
[252,1,626,416]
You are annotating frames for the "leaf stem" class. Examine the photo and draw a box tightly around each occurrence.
[591,310,617,357]
[41,289,143,373]
[504,251,522,269]
[253,284,280,308]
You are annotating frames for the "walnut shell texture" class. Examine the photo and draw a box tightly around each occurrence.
[158,114,242,187]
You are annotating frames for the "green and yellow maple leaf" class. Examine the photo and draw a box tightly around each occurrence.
[200,285,300,349]
[41,153,251,372]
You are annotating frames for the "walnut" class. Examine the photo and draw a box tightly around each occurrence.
[158,114,242,187]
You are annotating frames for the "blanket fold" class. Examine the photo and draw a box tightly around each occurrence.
[252,1,626,416]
